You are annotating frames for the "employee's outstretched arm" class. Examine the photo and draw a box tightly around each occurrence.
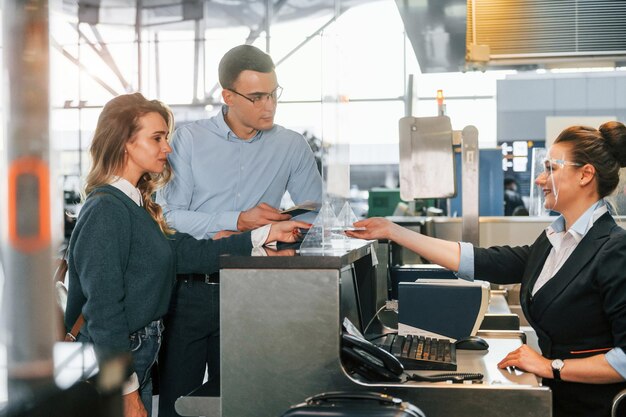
[345,217,461,272]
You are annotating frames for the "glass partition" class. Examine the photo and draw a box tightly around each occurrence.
[529,147,547,216]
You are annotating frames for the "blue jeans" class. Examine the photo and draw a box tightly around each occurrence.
[77,319,163,417]
[129,319,164,417]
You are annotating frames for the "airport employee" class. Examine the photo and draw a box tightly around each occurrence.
[348,122,626,417]
[156,44,322,417]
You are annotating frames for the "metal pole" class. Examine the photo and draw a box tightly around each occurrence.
[461,126,480,246]
[265,0,272,53]
[78,23,83,179]
[405,74,413,117]
[1,0,58,407]
[136,0,143,92]
[202,1,207,101]
[193,19,201,103]
[155,32,161,98]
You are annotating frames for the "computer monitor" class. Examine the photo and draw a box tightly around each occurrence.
[353,253,378,333]
[340,264,363,334]
[389,264,457,299]
[339,252,379,335]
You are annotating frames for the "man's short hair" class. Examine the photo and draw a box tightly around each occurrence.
[218,45,275,90]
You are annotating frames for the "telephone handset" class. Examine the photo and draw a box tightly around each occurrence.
[340,321,404,383]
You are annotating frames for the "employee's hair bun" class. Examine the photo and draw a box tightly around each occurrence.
[599,121,626,168]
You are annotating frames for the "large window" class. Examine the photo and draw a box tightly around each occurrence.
[50,0,503,180]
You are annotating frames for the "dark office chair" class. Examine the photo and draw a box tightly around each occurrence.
[612,388,626,417]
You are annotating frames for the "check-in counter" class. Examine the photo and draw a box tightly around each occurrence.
[176,240,551,417]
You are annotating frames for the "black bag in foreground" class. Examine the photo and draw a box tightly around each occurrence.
[281,391,426,417]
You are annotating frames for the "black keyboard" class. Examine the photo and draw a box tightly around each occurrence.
[374,334,457,371]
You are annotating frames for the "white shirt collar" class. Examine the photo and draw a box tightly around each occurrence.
[109,176,143,206]
[532,199,608,295]
[545,199,608,245]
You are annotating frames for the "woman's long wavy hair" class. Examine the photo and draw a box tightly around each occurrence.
[85,92,175,235]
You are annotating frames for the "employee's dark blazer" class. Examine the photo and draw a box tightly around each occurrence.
[473,212,626,417]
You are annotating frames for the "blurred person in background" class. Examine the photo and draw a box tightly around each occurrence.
[504,177,526,216]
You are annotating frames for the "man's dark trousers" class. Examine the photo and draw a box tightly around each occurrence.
[158,277,220,417]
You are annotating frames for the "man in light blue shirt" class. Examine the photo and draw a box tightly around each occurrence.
[157,109,321,238]
[157,45,322,417]
[156,76,321,238]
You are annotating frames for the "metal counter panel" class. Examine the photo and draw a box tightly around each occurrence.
[220,268,351,417]
[178,241,552,417]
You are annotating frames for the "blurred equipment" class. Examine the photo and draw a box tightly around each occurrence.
[368,188,437,218]
[396,0,626,73]
[368,188,403,217]
[399,116,456,202]
[436,90,446,116]
[397,116,482,245]
[63,175,82,240]
[465,0,626,69]
[1,1,59,414]
[0,2,124,416]
[448,148,504,217]
[389,264,456,300]
[397,280,490,342]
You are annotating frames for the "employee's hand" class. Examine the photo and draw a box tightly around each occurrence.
[344,217,399,241]
[266,221,311,244]
[213,230,242,240]
[123,390,147,417]
[237,203,291,232]
[497,344,552,379]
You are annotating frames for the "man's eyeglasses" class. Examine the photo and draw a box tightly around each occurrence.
[227,86,283,106]
[541,158,583,174]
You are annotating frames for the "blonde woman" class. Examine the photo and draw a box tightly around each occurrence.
[64,93,307,417]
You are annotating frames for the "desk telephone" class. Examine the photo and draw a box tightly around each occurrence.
[341,318,482,383]
[341,332,404,382]
[341,316,403,382]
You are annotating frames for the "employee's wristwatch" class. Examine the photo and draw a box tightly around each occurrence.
[551,359,565,380]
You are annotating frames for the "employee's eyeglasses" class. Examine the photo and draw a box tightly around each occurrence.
[226,86,283,107]
[541,158,583,174]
